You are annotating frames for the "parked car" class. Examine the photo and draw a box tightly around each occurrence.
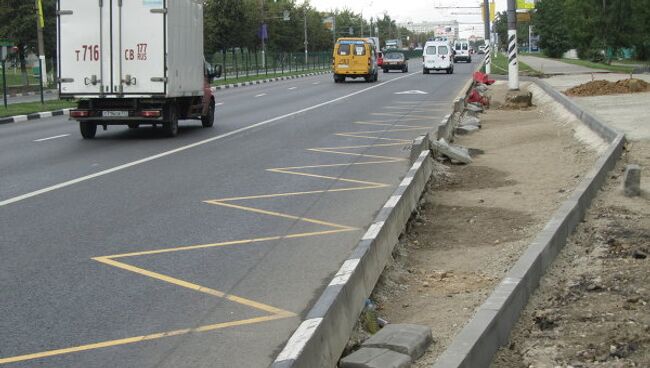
[382,51,408,73]
[422,40,454,74]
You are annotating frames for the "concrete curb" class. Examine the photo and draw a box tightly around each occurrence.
[212,70,330,91]
[272,148,434,368]
[431,79,626,368]
[0,108,71,125]
[271,68,481,368]
[6,89,57,98]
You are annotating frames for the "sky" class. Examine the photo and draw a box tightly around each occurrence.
[307,0,508,24]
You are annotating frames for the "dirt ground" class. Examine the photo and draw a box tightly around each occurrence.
[490,144,650,365]
[357,81,607,366]
[565,78,650,97]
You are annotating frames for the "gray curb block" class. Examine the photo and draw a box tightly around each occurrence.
[213,70,330,91]
[272,148,434,368]
[5,89,57,98]
[431,79,626,368]
[271,66,482,368]
[0,109,71,125]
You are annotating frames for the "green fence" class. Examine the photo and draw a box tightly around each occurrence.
[210,49,332,82]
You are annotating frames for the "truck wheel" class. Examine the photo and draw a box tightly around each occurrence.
[79,122,97,139]
[128,123,139,129]
[201,101,215,128]
[423,68,429,74]
[163,104,179,137]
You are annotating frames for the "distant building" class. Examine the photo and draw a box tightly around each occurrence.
[399,20,459,41]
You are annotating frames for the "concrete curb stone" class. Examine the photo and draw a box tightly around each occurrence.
[431,78,626,368]
[212,70,330,91]
[361,324,433,360]
[340,348,411,368]
[0,109,71,125]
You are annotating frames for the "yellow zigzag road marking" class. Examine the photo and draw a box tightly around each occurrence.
[0,122,429,366]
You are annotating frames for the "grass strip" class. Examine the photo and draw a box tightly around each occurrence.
[490,52,540,76]
[213,67,329,86]
[1,100,76,118]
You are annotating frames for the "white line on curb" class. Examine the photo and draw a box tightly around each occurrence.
[0,72,417,208]
[34,134,70,142]
[275,318,323,362]
[362,221,385,240]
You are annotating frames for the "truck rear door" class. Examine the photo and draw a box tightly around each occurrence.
[116,0,166,95]
[58,0,166,96]
[58,0,108,95]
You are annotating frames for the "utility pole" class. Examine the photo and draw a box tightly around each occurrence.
[260,0,266,69]
[35,0,47,89]
[304,9,308,65]
[483,0,491,74]
[507,0,519,90]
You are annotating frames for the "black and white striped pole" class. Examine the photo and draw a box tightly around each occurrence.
[483,0,491,74]
[507,0,519,90]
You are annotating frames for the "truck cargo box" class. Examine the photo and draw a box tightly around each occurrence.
[57,0,204,99]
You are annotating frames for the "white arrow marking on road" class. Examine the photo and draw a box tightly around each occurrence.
[33,134,70,142]
[395,90,428,95]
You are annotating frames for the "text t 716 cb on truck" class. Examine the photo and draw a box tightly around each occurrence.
[57,0,221,139]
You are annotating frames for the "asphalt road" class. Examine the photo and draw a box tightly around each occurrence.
[0,59,478,367]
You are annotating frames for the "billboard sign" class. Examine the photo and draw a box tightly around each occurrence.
[517,0,536,9]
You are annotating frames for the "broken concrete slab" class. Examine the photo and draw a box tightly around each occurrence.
[431,139,472,164]
[456,125,480,135]
[623,164,641,197]
[339,348,411,368]
[465,103,483,113]
[362,324,433,360]
[460,116,481,127]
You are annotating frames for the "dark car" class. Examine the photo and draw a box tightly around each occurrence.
[382,51,408,73]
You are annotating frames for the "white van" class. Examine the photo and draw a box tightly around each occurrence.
[422,41,454,74]
[454,39,472,63]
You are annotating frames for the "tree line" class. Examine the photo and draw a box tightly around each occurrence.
[0,0,418,84]
[493,0,650,60]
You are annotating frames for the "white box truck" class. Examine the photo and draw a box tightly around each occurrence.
[57,0,220,138]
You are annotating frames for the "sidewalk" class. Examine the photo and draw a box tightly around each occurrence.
[519,55,608,74]
[492,73,649,368]
[544,73,650,140]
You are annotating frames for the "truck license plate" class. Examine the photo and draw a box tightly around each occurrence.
[102,111,129,117]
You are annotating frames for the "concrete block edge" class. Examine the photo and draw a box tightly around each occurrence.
[431,79,626,368]
[0,108,71,125]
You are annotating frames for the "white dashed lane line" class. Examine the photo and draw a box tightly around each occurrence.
[288,87,297,90]
[34,134,70,142]
[255,93,267,98]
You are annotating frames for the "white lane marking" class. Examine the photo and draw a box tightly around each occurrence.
[214,102,224,106]
[275,318,323,362]
[255,93,267,98]
[312,82,320,85]
[362,221,385,240]
[329,259,360,286]
[0,72,417,208]
[288,87,297,90]
[34,134,70,142]
[383,195,401,209]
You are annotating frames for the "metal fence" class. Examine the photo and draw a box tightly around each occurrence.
[211,49,333,82]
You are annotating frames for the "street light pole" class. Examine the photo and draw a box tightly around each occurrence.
[304,9,308,65]
[507,0,519,90]
[483,0,491,74]
[35,0,47,95]
[260,0,266,69]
